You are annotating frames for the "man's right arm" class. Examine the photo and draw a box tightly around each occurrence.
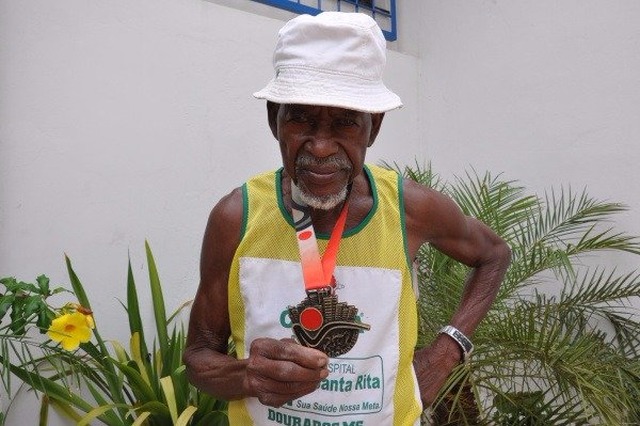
[183,188,329,407]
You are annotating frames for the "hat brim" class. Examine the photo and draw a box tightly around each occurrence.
[253,66,403,114]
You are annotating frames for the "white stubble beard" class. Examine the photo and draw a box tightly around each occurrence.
[297,183,348,210]
[294,155,351,210]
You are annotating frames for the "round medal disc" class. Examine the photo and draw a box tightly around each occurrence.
[300,307,323,331]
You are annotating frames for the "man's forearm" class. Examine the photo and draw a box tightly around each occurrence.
[412,242,510,406]
[449,242,511,336]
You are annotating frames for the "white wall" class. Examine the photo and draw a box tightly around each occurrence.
[420,1,640,270]
[1,0,639,423]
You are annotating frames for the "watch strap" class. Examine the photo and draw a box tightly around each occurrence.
[438,325,474,361]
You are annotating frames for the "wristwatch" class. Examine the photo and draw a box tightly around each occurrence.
[438,325,474,362]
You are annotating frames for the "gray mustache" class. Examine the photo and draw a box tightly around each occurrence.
[295,156,351,169]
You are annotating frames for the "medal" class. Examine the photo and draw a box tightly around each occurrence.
[288,183,370,357]
[288,285,370,357]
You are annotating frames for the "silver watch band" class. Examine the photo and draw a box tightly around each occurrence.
[438,325,474,361]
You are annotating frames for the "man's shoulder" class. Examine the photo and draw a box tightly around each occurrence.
[365,163,399,177]
[242,168,282,188]
[364,164,401,190]
[211,187,244,222]
[247,168,281,180]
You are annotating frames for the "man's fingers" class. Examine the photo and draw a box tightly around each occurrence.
[247,352,328,384]
[254,380,321,408]
[244,338,329,406]
[247,370,322,399]
[251,337,328,369]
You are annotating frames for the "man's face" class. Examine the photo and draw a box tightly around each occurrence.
[268,103,384,210]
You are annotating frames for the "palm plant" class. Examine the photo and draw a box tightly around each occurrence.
[387,162,640,425]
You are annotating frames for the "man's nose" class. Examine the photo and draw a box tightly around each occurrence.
[303,123,339,158]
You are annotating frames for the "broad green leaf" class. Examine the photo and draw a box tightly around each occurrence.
[145,241,169,366]
[110,339,129,364]
[48,398,83,422]
[9,301,26,335]
[36,275,50,296]
[77,403,130,426]
[39,394,49,426]
[23,296,43,317]
[114,362,157,402]
[160,375,178,423]
[0,295,14,321]
[134,401,172,422]
[175,405,198,426]
[64,255,90,309]
[131,411,151,426]
[126,256,149,360]
[170,363,189,412]
[130,332,151,386]
[82,379,124,426]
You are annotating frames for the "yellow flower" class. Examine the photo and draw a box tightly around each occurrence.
[47,312,93,351]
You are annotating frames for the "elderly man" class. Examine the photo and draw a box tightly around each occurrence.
[184,11,511,426]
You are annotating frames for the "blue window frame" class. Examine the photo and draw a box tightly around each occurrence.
[252,0,397,41]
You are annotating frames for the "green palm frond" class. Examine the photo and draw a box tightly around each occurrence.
[403,163,640,425]
[503,187,640,298]
[554,269,640,357]
[448,170,539,240]
[380,160,444,190]
[511,187,638,261]
[473,301,638,424]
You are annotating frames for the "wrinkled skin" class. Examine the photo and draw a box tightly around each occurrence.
[183,102,511,409]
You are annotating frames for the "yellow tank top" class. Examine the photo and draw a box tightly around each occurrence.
[228,164,422,425]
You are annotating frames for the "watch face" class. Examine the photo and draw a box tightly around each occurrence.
[452,329,473,353]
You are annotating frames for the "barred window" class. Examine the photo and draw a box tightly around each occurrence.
[251,0,397,41]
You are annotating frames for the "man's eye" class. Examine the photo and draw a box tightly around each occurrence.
[336,118,356,127]
[289,112,309,123]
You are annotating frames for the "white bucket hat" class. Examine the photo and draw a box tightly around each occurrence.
[253,12,403,114]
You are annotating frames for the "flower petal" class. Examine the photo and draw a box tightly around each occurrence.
[61,337,80,351]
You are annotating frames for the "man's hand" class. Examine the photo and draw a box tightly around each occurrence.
[413,335,462,407]
[244,337,329,407]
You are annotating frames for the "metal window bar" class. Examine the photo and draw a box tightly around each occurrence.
[251,0,397,41]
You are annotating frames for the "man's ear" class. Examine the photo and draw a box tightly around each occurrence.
[367,112,385,147]
[267,101,280,140]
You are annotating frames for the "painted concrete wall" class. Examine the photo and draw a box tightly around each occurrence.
[419,1,640,270]
[1,0,639,422]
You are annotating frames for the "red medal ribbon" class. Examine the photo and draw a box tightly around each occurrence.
[291,183,349,291]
